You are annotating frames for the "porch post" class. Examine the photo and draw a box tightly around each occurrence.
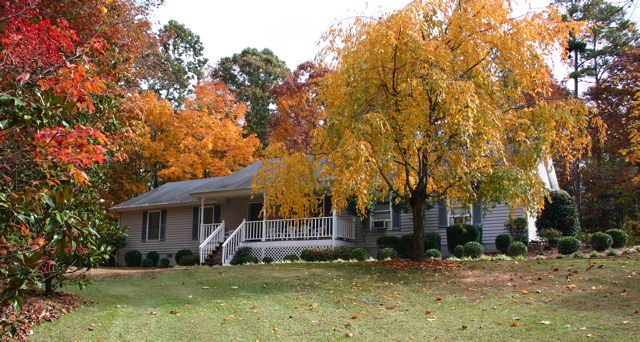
[332,209,338,247]
[262,200,267,242]
[200,197,204,241]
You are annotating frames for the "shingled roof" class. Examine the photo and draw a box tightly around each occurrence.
[111,161,263,211]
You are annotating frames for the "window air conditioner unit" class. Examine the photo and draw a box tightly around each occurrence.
[372,219,390,230]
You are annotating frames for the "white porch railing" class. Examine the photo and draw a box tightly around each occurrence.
[243,217,355,241]
[221,220,245,265]
[198,221,226,264]
[200,223,222,243]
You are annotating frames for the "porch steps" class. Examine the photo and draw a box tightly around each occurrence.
[202,243,224,266]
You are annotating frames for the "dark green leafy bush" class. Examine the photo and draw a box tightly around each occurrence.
[536,190,580,237]
[558,236,581,255]
[504,217,528,243]
[141,258,154,267]
[397,231,442,258]
[538,229,563,249]
[446,225,482,253]
[453,245,465,258]
[332,246,368,260]
[237,256,258,264]
[262,257,274,264]
[507,241,527,257]
[424,248,442,259]
[179,255,199,266]
[376,236,400,249]
[377,248,398,260]
[283,254,299,262]
[495,233,513,254]
[590,232,613,252]
[463,241,484,258]
[352,248,370,261]
[605,229,629,248]
[230,247,253,265]
[124,250,142,267]
[301,248,333,262]
[146,251,160,266]
[175,249,193,265]
[160,258,171,268]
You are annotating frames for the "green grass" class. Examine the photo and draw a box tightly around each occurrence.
[31,257,640,341]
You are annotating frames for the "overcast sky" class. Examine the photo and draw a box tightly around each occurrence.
[152,0,553,70]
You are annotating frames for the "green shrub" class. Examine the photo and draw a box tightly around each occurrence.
[589,250,600,258]
[238,256,258,264]
[332,246,367,260]
[262,256,274,264]
[494,254,513,261]
[424,248,442,259]
[159,258,171,267]
[538,229,563,249]
[533,255,546,260]
[175,249,193,265]
[352,248,370,261]
[446,224,482,253]
[605,229,629,248]
[230,247,252,265]
[504,217,528,243]
[604,248,621,257]
[463,241,484,259]
[570,251,585,259]
[536,190,580,237]
[507,241,527,257]
[397,232,442,258]
[622,221,640,245]
[124,250,142,267]
[283,254,299,262]
[376,236,400,249]
[590,232,613,252]
[558,236,581,255]
[495,233,513,254]
[377,248,398,260]
[453,245,465,258]
[141,258,154,267]
[179,255,199,266]
[301,248,333,262]
[146,251,160,266]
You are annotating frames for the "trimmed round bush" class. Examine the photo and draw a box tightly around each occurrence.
[124,250,142,267]
[283,254,299,262]
[453,245,465,258]
[463,241,484,259]
[376,236,400,249]
[538,229,563,249]
[446,224,482,253]
[237,256,258,264]
[558,236,581,255]
[175,249,193,265]
[146,251,160,266]
[424,248,442,259]
[160,258,171,268]
[495,233,513,254]
[536,190,580,237]
[333,246,366,260]
[507,241,527,257]
[262,257,274,264]
[301,248,332,262]
[141,258,154,267]
[377,248,398,260]
[590,232,613,252]
[352,247,370,261]
[230,247,253,265]
[179,255,199,266]
[605,229,629,248]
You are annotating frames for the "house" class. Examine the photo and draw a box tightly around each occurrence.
[112,161,560,265]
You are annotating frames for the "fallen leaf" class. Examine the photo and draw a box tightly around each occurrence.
[450,307,456,310]
[435,296,443,301]
[461,325,468,330]
[512,322,520,326]
[351,315,359,319]
[541,321,551,325]
[170,311,179,315]
[425,311,431,315]
[345,333,354,337]
[386,306,394,310]
[202,287,209,289]
[522,290,529,294]
[150,312,157,315]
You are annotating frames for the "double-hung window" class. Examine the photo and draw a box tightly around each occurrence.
[143,210,166,241]
[371,201,392,230]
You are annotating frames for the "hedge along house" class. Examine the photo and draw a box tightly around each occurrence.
[111,161,560,265]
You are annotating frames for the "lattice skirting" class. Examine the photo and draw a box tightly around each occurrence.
[247,244,331,261]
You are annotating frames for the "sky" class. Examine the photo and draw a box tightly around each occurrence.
[152,0,552,70]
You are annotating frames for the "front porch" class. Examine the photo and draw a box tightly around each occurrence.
[199,216,356,265]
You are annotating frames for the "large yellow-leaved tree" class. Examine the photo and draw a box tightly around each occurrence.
[254,0,590,260]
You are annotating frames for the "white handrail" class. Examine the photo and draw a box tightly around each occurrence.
[198,221,226,264]
[221,220,245,265]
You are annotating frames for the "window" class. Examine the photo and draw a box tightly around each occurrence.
[371,201,392,229]
[147,211,161,240]
[449,204,472,226]
[248,202,263,221]
[200,206,215,224]
[438,200,483,228]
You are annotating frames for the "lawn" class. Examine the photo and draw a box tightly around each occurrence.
[30,257,639,341]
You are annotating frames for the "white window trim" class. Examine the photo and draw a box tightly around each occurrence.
[147,210,162,241]
[448,203,473,226]
[370,200,393,230]
[199,206,215,225]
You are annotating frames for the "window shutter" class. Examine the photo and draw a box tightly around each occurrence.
[323,196,333,217]
[214,205,221,223]
[192,207,199,240]
[438,201,448,228]
[472,200,483,226]
[141,211,148,242]
[392,208,401,230]
[159,209,167,241]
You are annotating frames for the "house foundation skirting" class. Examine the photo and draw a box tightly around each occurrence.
[240,239,354,261]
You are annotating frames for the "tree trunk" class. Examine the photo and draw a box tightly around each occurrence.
[44,273,53,297]
[410,192,427,261]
